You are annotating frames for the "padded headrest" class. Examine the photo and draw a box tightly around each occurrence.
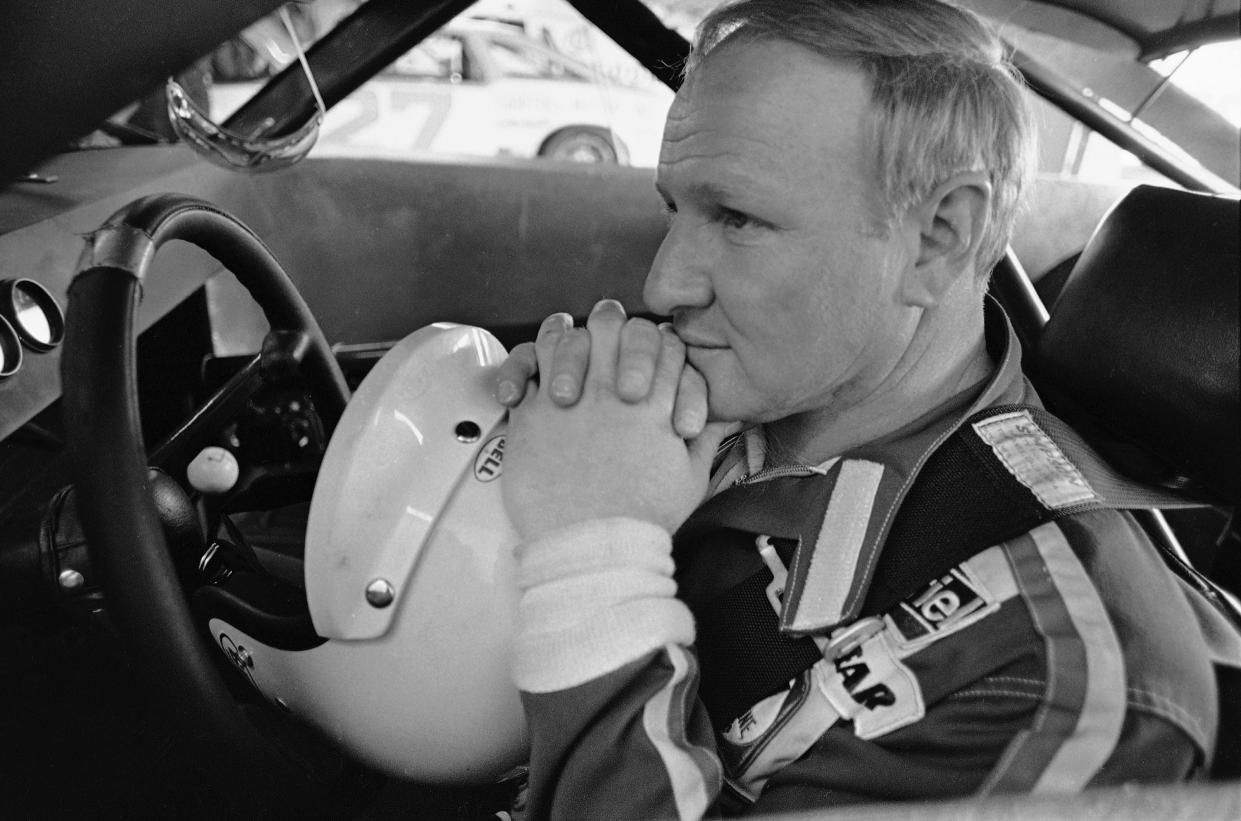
[1034,185,1239,505]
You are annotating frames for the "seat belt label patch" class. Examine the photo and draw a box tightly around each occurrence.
[885,545,1018,652]
[887,566,994,647]
[972,410,1098,509]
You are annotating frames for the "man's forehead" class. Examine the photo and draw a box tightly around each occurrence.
[686,37,865,103]
[660,39,872,189]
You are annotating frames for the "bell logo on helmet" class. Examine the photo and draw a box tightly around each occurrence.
[473,435,506,481]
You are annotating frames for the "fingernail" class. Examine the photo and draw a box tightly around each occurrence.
[550,376,576,400]
[677,409,705,436]
[618,369,646,397]
[593,299,625,314]
[496,381,518,405]
[541,313,572,335]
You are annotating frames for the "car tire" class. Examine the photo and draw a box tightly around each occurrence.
[539,127,621,163]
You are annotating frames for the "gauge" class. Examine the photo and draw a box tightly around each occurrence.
[0,279,65,351]
[0,315,22,378]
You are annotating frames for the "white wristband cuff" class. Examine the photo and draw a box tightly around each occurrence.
[512,518,695,693]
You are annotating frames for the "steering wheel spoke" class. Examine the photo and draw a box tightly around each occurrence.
[151,328,328,493]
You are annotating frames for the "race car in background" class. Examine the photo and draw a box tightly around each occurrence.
[210,18,672,165]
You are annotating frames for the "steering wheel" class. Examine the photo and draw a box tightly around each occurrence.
[60,194,352,811]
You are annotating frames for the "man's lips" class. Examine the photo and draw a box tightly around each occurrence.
[672,326,727,349]
[683,342,727,353]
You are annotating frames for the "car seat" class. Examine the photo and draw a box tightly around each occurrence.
[993,183,1240,779]
[1029,184,1238,508]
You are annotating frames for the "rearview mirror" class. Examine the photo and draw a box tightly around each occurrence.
[165,77,320,173]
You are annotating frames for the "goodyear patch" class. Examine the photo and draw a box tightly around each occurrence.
[972,410,1098,510]
[819,627,925,740]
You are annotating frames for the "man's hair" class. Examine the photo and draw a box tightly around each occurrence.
[686,0,1035,272]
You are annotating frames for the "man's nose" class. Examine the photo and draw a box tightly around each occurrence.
[643,225,713,317]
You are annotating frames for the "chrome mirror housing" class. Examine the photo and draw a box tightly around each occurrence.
[165,77,320,173]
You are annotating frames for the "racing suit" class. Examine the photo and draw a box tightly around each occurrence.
[511,303,1234,819]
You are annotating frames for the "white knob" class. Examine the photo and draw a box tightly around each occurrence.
[187,446,240,494]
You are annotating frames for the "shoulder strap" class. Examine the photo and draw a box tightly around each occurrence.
[862,404,1197,615]
[678,403,1197,729]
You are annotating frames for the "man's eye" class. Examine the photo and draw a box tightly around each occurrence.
[721,208,753,230]
[661,202,677,226]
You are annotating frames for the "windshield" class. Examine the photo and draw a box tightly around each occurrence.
[207,0,673,167]
[85,0,1240,189]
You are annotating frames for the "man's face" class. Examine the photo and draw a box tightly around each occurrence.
[645,38,919,426]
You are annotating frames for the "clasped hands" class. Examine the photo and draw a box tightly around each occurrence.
[496,299,736,541]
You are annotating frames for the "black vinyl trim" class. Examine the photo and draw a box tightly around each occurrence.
[194,574,327,652]
[63,269,295,781]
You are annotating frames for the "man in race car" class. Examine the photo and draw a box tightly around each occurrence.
[494,0,1222,816]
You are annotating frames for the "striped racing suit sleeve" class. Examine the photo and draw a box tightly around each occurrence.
[512,512,1213,818]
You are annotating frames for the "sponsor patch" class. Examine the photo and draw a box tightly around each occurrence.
[887,566,996,648]
[972,410,1098,509]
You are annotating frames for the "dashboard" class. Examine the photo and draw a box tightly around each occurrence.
[0,148,247,525]
[0,150,246,436]
[0,143,670,543]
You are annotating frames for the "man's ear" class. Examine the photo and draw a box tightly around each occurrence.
[899,172,991,308]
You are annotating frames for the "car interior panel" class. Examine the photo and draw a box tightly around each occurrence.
[0,0,1237,818]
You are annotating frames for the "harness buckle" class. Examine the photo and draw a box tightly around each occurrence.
[823,616,884,662]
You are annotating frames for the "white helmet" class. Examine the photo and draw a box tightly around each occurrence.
[207,323,526,783]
